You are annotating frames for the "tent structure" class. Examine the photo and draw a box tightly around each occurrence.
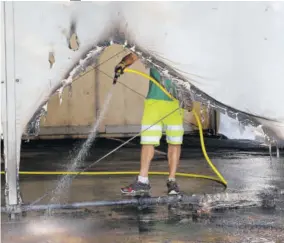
[2,1,284,215]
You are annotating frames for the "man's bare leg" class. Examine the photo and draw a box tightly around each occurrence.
[167,144,181,194]
[139,145,155,179]
[121,144,154,194]
[168,144,181,179]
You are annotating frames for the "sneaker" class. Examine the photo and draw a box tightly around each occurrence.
[167,180,180,195]
[121,178,151,195]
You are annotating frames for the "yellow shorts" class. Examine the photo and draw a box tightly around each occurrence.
[140,99,184,146]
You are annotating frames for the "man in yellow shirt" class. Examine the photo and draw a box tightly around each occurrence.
[114,53,184,195]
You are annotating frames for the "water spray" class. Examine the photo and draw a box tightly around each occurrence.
[47,85,115,212]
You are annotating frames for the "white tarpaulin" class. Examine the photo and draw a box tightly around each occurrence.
[1,1,284,172]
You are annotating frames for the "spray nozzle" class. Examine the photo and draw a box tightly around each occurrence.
[113,69,122,85]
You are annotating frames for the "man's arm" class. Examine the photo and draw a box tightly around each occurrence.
[120,53,139,67]
[113,53,138,84]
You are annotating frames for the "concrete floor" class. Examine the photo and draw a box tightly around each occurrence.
[1,137,284,242]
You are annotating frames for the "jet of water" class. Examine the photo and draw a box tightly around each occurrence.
[47,86,114,212]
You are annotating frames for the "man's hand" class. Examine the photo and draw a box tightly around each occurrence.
[113,53,138,84]
[115,62,126,75]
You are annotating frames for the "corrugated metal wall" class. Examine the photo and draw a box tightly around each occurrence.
[38,45,214,139]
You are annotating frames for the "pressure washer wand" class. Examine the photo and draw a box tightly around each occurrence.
[113,70,122,85]
[113,74,119,85]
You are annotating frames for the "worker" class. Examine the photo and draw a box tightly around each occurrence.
[114,52,186,195]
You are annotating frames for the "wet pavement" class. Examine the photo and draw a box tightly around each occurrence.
[1,136,284,243]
